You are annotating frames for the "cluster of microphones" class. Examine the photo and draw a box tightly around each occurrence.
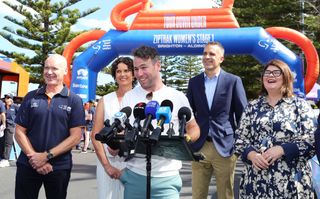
[95,99,193,159]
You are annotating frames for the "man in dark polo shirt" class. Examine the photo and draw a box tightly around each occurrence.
[0,93,18,168]
[14,54,85,199]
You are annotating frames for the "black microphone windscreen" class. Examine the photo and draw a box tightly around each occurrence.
[178,106,191,121]
[133,102,146,120]
[120,106,132,118]
[161,99,173,112]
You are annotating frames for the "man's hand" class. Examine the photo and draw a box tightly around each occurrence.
[36,163,53,175]
[27,152,48,169]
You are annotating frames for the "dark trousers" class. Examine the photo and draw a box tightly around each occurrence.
[1,127,14,160]
[15,165,71,199]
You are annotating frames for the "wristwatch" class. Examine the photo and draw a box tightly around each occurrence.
[46,150,54,160]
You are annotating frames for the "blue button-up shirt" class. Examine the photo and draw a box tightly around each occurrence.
[204,71,220,139]
[204,71,219,110]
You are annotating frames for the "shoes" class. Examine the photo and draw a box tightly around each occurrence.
[0,160,10,168]
[80,150,87,153]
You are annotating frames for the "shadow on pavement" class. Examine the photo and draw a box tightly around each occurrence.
[180,161,242,199]
[0,151,243,199]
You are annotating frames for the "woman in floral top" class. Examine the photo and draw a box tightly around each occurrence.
[234,59,317,198]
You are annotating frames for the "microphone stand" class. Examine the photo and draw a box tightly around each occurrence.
[141,123,163,199]
[140,127,152,199]
[146,139,152,199]
[130,113,201,199]
[123,117,153,198]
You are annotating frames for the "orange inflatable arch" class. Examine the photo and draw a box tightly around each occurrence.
[63,30,106,88]
[266,27,319,93]
[63,0,319,95]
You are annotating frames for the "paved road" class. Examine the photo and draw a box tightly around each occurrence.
[0,150,242,199]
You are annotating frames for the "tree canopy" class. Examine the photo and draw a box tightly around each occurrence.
[0,0,99,83]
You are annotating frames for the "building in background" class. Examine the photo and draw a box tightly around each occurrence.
[0,56,29,98]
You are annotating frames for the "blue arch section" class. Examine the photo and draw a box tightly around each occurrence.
[71,27,304,102]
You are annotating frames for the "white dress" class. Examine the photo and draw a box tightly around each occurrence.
[97,92,127,199]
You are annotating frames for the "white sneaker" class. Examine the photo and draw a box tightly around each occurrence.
[0,160,10,168]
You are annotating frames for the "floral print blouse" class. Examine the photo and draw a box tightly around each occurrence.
[234,95,317,199]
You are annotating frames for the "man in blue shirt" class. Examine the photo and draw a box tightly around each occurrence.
[14,54,85,199]
[0,93,18,168]
[187,42,247,199]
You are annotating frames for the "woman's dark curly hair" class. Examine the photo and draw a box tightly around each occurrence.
[111,57,137,87]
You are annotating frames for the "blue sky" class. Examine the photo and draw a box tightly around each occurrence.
[0,0,215,96]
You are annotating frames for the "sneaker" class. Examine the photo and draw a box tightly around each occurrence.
[0,160,10,168]
[80,150,87,154]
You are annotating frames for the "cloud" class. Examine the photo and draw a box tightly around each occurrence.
[0,0,23,18]
[0,0,38,19]
[97,73,113,86]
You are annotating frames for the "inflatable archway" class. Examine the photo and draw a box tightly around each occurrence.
[63,0,319,102]
[63,30,106,87]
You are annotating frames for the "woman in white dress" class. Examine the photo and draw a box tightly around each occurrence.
[91,57,135,199]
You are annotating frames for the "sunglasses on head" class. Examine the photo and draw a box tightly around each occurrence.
[146,92,153,100]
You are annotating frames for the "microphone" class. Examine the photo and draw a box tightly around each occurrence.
[160,99,173,111]
[177,106,205,161]
[95,106,132,145]
[156,99,173,127]
[178,106,192,137]
[133,102,147,128]
[113,106,132,128]
[149,100,174,143]
[125,102,146,149]
[141,101,159,137]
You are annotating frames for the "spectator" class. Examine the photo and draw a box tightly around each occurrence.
[0,93,19,168]
[14,54,85,199]
[82,102,93,153]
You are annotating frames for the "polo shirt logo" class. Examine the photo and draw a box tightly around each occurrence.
[31,102,39,108]
[58,105,72,112]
